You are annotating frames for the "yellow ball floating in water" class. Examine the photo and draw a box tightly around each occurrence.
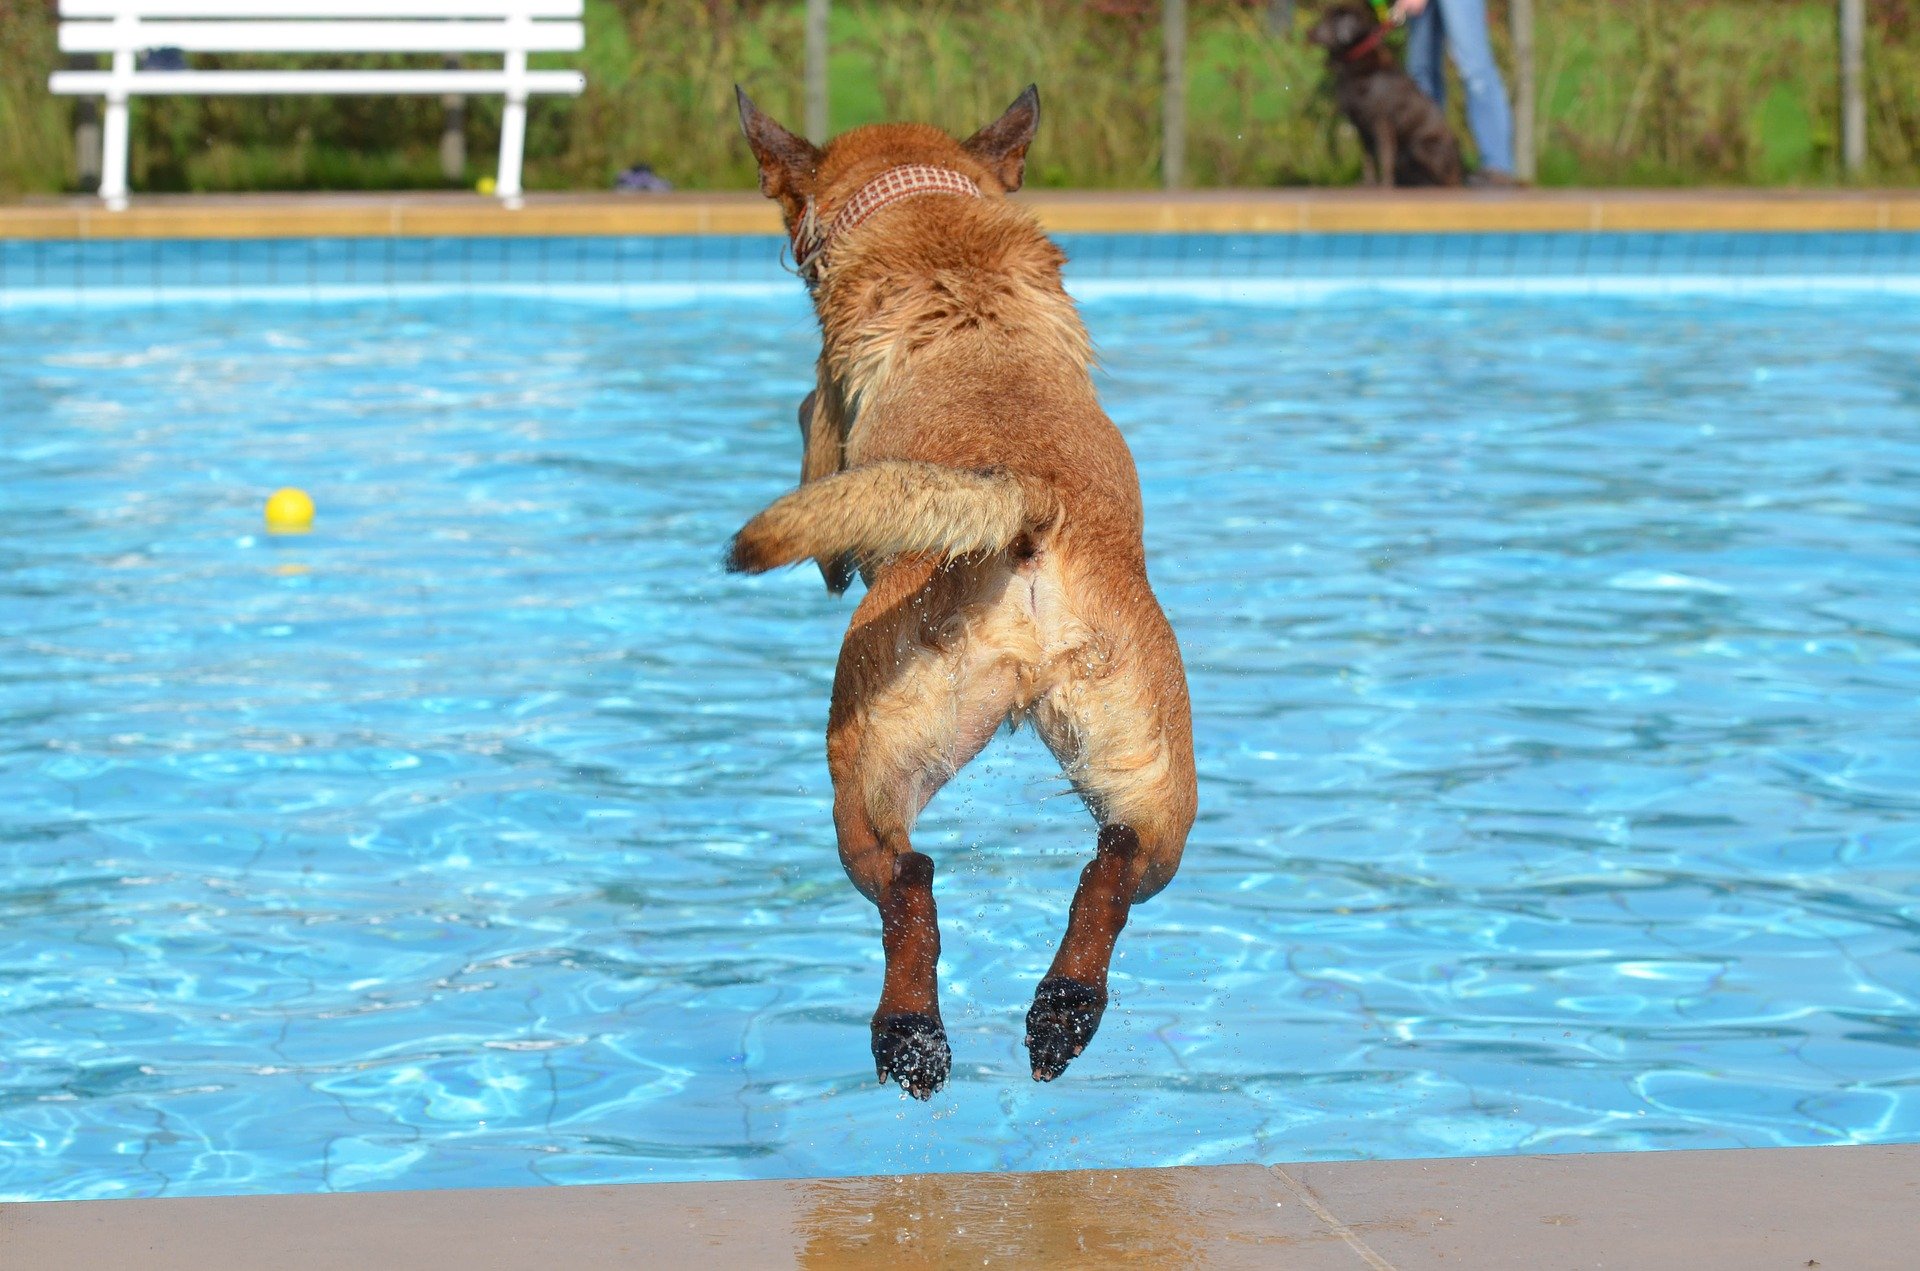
[264,487,314,535]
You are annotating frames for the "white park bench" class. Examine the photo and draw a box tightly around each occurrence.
[48,0,585,211]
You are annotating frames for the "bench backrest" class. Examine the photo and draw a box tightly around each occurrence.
[57,0,586,56]
[52,0,587,208]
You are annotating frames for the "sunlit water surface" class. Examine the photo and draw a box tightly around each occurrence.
[3,291,1919,1199]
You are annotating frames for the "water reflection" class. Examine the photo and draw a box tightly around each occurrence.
[794,1166,1302,1268]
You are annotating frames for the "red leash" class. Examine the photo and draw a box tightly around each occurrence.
[1341,23,1394,63]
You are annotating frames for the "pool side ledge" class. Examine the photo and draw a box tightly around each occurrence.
[2,189,1920,240]
[3,1144,1914,1269]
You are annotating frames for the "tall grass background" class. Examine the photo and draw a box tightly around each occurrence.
[2,0,1915,195]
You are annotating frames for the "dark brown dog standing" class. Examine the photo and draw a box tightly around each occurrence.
[1309,3,1464,188]
[725,87,1197,1099]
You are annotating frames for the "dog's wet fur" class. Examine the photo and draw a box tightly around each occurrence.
[1309,3,1464,188]
[727,87,1197,1098]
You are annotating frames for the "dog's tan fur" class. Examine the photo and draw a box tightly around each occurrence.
[728,87,1196,1098]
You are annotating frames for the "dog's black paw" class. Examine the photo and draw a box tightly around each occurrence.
[872,1012,951,1100]
[1025,976,1108,1082]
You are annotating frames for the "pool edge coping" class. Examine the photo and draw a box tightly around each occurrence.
[3,189,1920,240]
[3,1143,1914,1268]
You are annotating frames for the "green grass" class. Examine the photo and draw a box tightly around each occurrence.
[0,0,71,195]
[2,0,1916,196]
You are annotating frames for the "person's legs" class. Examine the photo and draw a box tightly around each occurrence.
[1435,0,1515,174]
[1403,5,1446,107]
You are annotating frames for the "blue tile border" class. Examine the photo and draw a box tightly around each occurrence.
[3,232,1918,307]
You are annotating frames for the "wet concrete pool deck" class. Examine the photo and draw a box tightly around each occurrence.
[2,188,1919,240]
[5,1145,1915,1269]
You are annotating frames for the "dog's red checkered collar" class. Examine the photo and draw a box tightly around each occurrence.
[791,165,983,280]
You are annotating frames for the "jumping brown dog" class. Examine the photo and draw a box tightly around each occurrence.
[725,87,1197,1099]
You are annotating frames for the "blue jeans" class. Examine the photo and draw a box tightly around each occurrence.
[1404,0,1515,175]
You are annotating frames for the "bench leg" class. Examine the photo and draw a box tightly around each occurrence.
[100,93,129,212]
[496,92,527,209]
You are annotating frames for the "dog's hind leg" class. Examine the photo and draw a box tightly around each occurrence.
[831,729,953,1100]
[831,719,954,1099]
[853,819,949,1101]
[1025,823,1145,1081]
[1025,609,1197,1082]
[827,559,1020,1099]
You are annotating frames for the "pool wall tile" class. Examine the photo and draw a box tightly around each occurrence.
[3,231,1919,306]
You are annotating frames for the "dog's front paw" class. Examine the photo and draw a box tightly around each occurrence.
[1025,976,1107,1082]
[872,1012,951,1100]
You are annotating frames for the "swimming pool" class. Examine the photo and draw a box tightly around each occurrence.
[3,269,1919,1200]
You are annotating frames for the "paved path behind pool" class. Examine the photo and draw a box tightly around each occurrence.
[1,189,1918,240]
[3,1144,1914,1269]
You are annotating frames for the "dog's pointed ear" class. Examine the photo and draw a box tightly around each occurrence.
[962,85,1040,193]
[736,85,820,212]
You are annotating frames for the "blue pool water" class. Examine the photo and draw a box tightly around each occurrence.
[3,285,1919,1200]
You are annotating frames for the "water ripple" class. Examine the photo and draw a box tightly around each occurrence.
[2,293,1918,1198]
